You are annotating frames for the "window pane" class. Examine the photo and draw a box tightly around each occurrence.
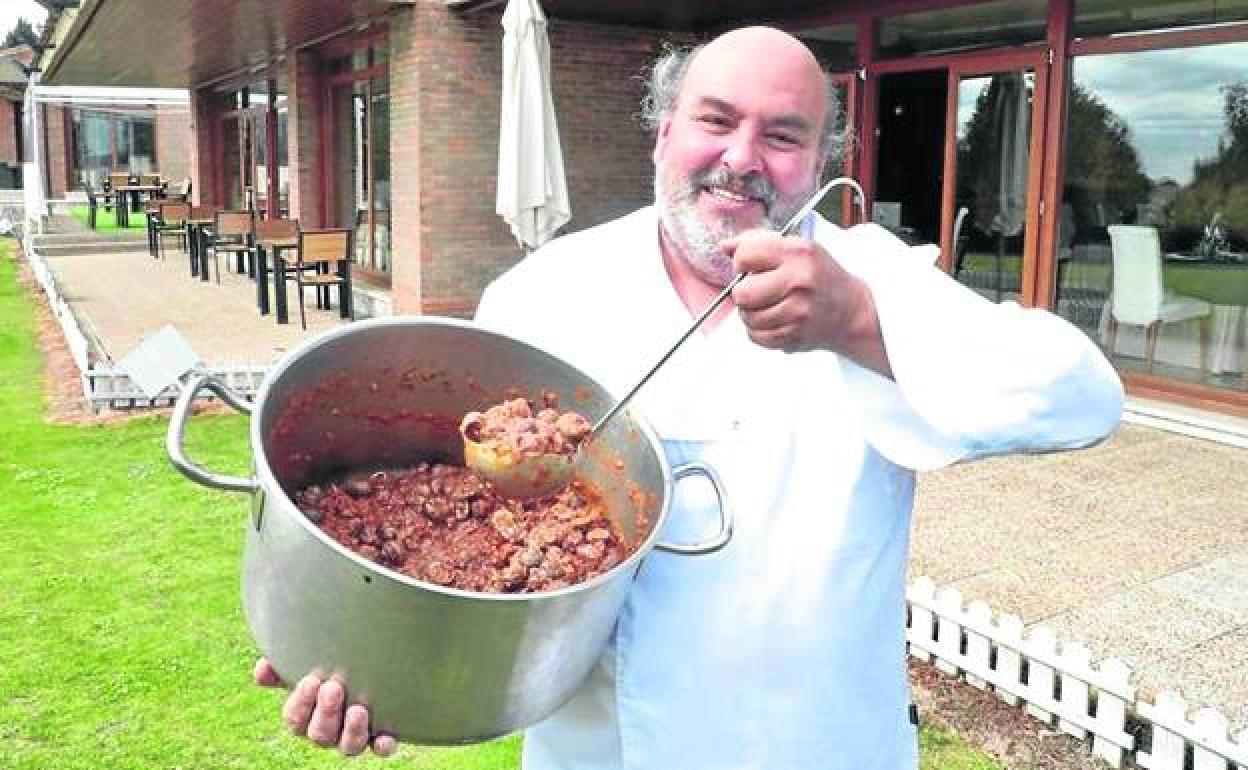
[953,70,1036,302]
[130,117,155,172]
[877,0,1047,59]
[72,109,112,187]
[1075,0,1248,39]
[1056,41,1248,393]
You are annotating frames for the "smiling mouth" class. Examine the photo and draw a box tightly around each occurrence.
[704,186,762,206]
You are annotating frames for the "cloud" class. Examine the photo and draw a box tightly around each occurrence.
[1073,42,1247,183]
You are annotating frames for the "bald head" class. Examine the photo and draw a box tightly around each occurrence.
[690,26,826,100]
[641,27,840,165]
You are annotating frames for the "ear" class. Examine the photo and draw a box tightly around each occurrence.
[652,115,673,165]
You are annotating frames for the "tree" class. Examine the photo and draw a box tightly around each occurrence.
[1061,83,1152,231]
[1166,81,1248,249]
[3,17,38,50]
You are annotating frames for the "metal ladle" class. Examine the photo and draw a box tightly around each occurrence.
[464,176,864,499]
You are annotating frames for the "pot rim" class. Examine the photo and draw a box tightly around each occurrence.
[249,315,676,603]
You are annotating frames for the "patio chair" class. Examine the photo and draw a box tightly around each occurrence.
[208,211,256,284]
[83,182,115,230]
[1106,225,1212,371]
[291,229,354,330]
[153,201,191,261]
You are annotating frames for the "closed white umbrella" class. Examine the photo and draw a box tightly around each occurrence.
[496,0,570,250]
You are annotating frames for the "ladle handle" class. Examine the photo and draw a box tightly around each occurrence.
[589,176,859,438]
[589,272,744,436]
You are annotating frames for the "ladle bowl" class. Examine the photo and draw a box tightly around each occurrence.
[462,436,578,499]
[463,176,861,499]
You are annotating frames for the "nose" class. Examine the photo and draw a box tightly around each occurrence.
[719,130,763,177]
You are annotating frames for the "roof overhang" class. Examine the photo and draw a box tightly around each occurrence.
[445,0,848,31]
[39,0,413,89]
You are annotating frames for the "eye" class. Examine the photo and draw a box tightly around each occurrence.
[697,113,733,130]
[766,132,801,148]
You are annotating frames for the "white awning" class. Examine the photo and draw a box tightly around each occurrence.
[32,85,190,107]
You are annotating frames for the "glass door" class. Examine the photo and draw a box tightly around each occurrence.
[947,58,1047,303]
[328,73,391,276]
[874,69,949,246]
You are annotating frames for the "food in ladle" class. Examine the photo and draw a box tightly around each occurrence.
[460,396,592,460]
[296,462,628,593]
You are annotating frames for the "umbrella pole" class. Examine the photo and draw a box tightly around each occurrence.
[996,232,1004,302]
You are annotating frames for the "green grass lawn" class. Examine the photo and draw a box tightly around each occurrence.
[68,203,149,232]
[0,239,1001,769]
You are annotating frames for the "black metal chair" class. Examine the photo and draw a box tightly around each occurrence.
[291,229,354,330]
[83,182,115,230]
[208,210,256,283]
[153,202,191,261]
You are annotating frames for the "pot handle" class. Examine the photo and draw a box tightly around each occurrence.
[654,461,733,555]
[166,373,259,494]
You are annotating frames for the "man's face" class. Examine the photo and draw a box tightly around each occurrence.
[653,34,827,287]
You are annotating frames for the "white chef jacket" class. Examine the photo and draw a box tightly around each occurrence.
[473,206,1123,770]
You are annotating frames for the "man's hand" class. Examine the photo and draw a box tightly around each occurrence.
[254,658,397,757]
[724,230,893,378]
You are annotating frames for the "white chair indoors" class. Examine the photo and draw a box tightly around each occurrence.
[1106,225,1212,372]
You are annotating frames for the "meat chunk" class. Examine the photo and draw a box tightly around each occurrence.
[296,461,629,594]
[460,397,591,458]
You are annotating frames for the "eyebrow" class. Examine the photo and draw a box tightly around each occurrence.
[694,96,815,135]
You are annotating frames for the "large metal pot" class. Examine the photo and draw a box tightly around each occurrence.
[167,317,731,745]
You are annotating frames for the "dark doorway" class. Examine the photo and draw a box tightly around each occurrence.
[874,70,947,245]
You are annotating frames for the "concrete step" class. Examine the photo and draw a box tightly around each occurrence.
[33,231,148,246]
[35,240,150,257]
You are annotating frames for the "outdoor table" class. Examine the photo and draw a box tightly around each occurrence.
[111,184,164,228]
[255,235,298,318]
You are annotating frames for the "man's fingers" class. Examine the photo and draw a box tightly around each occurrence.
[740,300,802,332]
[305,678,346,747]
[254,658,282,688]
[282,674,322,736]
[732,271,790,312]
[338,704,372,756]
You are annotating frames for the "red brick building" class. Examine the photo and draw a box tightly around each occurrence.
[34,0,1248,415]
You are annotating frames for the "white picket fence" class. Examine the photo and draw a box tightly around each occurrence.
[907,576,1248,769]
[85,363,268,409]
[21,236,270,409]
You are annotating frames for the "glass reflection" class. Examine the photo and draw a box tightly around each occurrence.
[953,70,1035,301]
[1058,41,1248,392]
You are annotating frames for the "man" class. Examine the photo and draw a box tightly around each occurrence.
[256,26,1123,768]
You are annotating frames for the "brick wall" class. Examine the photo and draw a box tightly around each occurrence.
[190,88,232,207]
[287,50,324,227]
[155,107,191,187]
[0,99,18,168]
[389,9,422,311]
[43,105,71,198]
[401,4,689,317]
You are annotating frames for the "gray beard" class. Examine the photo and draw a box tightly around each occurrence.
[654,170,811,287]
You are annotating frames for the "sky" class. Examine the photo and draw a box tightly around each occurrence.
[0,0,47,44]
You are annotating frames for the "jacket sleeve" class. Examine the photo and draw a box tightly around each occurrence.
[829,223,1124,471]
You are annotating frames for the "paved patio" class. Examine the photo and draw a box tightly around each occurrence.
[42,228,348,367]
[912,422,1248,730]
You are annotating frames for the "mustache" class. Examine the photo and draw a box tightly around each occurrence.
[691,167,777,213]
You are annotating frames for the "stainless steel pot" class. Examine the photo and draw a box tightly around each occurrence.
[167,317,731,745]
